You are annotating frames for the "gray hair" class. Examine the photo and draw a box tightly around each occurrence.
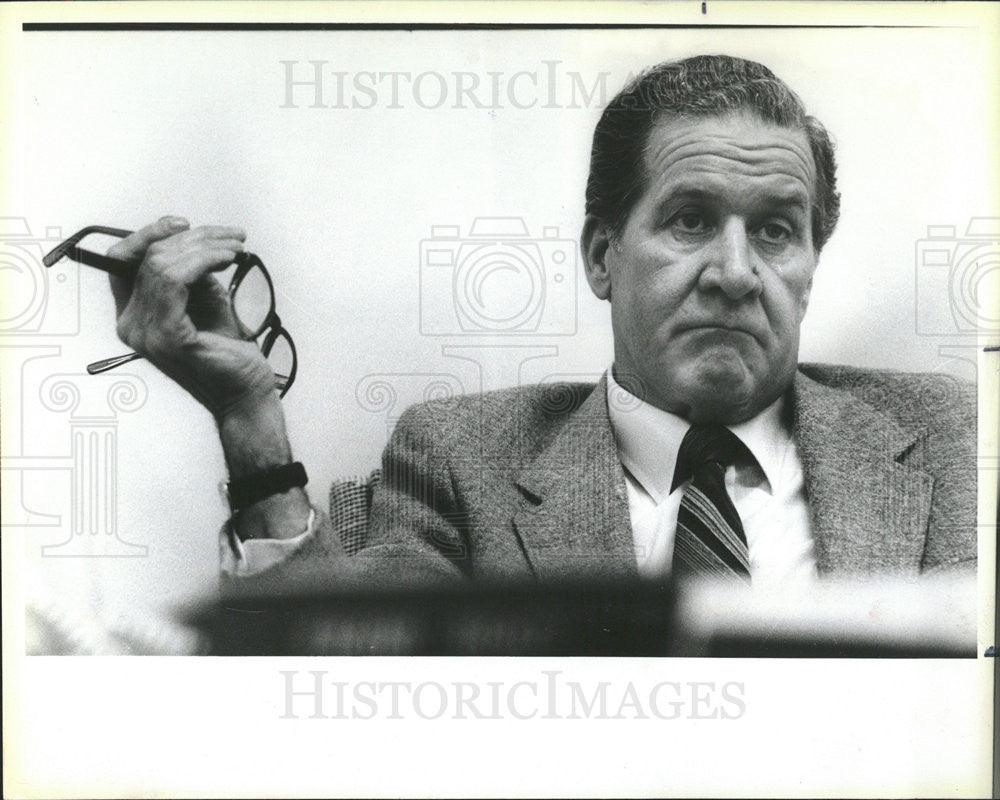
[585,54,841,251]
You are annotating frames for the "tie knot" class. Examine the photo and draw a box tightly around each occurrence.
[672,424,751,490]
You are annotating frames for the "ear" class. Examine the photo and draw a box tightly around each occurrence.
[581,214,613,301]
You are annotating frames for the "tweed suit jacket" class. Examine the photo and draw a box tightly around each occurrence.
[230,363,976,595]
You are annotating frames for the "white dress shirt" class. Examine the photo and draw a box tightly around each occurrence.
[221,509,314,577]
[606,368,818,591]
[225,371,819,588]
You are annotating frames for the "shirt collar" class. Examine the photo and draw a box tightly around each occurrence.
[606,366,792,503]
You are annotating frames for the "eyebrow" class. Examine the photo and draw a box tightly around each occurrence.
[653,182,811,215]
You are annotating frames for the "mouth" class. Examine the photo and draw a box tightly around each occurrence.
[678,324,760,343]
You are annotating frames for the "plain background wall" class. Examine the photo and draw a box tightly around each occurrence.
[6,25,998,630]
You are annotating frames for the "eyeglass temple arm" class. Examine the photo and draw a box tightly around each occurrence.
[48,246,140,279]
[44,227,254,280]
[43,226,139,278]
[87,352,144,375]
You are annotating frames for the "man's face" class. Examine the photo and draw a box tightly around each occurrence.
[583,111,819,424]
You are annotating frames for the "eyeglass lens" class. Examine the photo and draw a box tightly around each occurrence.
[262,329,296,396]
[231,260,296,396]
[231,262,275,338]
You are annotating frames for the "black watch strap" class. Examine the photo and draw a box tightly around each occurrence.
[226,462,308,512]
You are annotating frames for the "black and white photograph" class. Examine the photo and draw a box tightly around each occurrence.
[2,1,997,797]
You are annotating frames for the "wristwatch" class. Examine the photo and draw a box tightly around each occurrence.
[223,462,308,512]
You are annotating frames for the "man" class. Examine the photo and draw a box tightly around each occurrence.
[109,55,975,594]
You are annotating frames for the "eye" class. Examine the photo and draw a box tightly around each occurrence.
[667,209,712,236]
[756,221,792,244]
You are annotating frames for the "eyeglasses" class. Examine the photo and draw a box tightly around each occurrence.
[42,226,298,398]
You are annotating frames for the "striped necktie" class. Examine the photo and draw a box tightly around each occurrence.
[671,424,753,584]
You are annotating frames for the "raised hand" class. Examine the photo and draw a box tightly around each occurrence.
[108,216,278,422]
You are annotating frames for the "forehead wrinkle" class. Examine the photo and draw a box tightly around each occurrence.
[648,139,816,188]
[643,124,817,199]
[646,113,816,161]
[654,172,811,212]
[663,156,813,186]
[652,132,813,161]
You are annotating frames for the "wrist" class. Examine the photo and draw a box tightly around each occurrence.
[217,391,292,478]
[216,392,313,540]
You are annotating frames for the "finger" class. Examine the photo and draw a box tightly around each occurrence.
[118,246,238,343]
[109,217,191,314]
[182,225,247,243]
[107,216,190,261]
[199,239,247,260]
[143,246,245,287]
[163,238,247,269]
[118,233,243,322]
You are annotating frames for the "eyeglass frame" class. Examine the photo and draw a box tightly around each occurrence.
[42,225,298,397]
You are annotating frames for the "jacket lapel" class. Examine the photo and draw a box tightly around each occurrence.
[512,377,638,582]
[510,370,934,580]
[792,371,933,576]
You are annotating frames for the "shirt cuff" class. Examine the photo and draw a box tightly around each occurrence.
[219,508,317,577]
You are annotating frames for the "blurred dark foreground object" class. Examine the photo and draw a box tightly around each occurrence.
[185,573,977,658]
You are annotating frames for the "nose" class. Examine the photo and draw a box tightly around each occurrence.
[698,217,763,300]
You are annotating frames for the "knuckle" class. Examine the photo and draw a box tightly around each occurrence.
[144,328,177,358]
[118,323,145,354]
[144,336,165,358]
[157,216,187,235]
[144,252,171,275]
[115,319,132,345]
[157,318,187,346]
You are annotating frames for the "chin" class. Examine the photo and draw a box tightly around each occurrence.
[688,383,758,424]
[673,353,761,423]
